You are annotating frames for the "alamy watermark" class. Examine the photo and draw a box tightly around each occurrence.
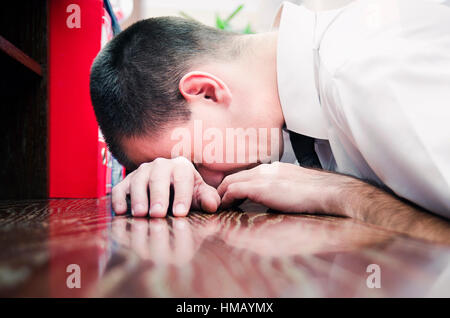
[66,264,81,289]
[171,120,282,164]
[66,4,81,29]
[366,264,381,289]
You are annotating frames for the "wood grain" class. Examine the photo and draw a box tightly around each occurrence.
[0,197,449,297]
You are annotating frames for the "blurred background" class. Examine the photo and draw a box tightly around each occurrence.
[113,0,302,32]
[0,0,302,201]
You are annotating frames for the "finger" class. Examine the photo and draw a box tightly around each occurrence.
[172,161,194,217]
[129,164,151,217]
[111,176,131,214]
[195,183,220,213]
[148,161,172,218]
[221,181,256,208]
[190,165,220,212]
[217,169,253,197]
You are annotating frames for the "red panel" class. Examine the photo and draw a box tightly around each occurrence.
[48,0,104,198]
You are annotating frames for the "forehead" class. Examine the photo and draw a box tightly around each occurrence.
[121,133,179,166]
[121,130,257,177]
[121,124,197,166]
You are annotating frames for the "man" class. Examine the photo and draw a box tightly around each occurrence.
[90,0,450,221]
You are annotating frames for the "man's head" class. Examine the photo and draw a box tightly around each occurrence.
[90,17,283,187]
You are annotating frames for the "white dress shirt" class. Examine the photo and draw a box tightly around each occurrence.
[273,0,450,218]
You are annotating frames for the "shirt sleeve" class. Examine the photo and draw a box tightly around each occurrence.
[331,5,450,217]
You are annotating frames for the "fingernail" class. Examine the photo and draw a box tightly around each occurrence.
[174,203,186,216]
[150,203,163,216]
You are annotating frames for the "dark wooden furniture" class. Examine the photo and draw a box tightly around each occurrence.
[0,198,449,297]
[0,1,48,199]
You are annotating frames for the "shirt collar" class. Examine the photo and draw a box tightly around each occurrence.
[272,2,329,140]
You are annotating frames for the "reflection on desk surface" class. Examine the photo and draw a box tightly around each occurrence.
[0,197,449,297]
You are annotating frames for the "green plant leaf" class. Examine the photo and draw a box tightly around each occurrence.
[225,4,244,24]
[243,23,253,34]
[216,15,226,29]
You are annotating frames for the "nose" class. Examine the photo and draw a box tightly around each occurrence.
[196,166,225,188]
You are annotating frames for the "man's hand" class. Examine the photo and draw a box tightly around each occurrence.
[217,162,344,215]
[112,157,220,217]
[217,162,450,244]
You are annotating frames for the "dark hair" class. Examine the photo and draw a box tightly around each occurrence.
[90,17,238,169]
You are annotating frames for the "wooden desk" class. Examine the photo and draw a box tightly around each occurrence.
[0,197,449,297]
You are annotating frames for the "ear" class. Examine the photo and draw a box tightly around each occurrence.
[179,71,232,106]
